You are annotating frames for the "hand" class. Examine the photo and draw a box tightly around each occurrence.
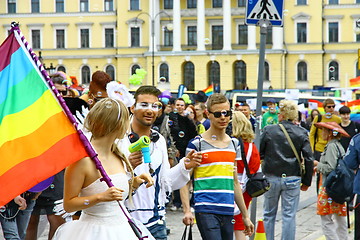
[184,150,202,170]
[301,185,309,191]
[14,195,27,210]
[242,217,254,236]
[182,211,194,225]
[100,187,124,202]
[133,173,154,189]
[313,160,319,167]
[128,151,143,169]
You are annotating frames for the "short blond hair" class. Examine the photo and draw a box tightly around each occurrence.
[206,93,229,111]
[278,100,298,121]
[232,111,255,142]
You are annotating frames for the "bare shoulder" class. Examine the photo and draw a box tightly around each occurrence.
[65,157,94,176]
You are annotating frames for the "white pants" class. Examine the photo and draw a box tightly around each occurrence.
[320,214,348,240]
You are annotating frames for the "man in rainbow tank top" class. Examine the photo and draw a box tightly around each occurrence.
[181,93,254,240]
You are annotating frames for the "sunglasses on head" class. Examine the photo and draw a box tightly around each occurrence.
[326,105,335,109]
[58,90,68,96]
[209,110,232,118]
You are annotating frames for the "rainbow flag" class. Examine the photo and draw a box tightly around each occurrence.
[350,76,360,87]
[0,29,88,206]
[203,84,214,96]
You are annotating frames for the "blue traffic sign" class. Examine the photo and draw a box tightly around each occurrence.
[246,0,284,26]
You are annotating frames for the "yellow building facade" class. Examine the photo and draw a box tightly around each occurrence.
[1,0,360,92]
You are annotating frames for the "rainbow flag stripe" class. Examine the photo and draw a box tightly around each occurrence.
[203,84,214,96]
[350,76,360,87]
[0,31,87,206]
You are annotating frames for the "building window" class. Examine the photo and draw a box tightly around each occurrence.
[297,22,307,43]
[238,0,246,7]
[297,0,306,5]
[164,29,173,47]
[80,0,89,12]
[106,65,115,81]
[32,30,41,49]
[80,29,90,48]
[105,28,114,48]
[81,66,91,84]
[212,26,223,50]
[57,66,66,73]
[164,0,173,9]
[357,0,360,3]
[238,25,247,45]
[356,61,360,76]
[329,61,339,81]
[266,27,272,44]
[159,63,169,82]
[105,0,113,11]
[208,61,220,86]
[183,62,195,91]
[187,0,196,8]
[297,61,307,81]
[234,60,246,89]
[130,0,139,10]
[264,61,270,81]
[56,0,64,12]
[187,26,197,46]
[31,0,40,13]
[131,64,140,75]
[328,22,339,43]
[213,0,222,8]
[131,27,140,47]
[357,33,360,42]
[8,0,16,13]
[56,29,65,49]
[328,0,338,4]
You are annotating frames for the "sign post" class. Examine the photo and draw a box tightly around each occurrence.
[245,1,284,237]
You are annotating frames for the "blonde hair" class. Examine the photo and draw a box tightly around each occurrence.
[279,100,298,121]
[206,93,229,111]
[84,98,135,200]
[232,111,255,143]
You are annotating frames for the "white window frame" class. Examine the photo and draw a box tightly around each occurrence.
[76,23,93,48]
[324,16,343,43]
[27,24,44,49]
[129,0,141,11]
[295,21,308,43]
[158,61,170,83]
[54,0,66,13]
[7,0,17,14]
[234,18,247,45]
[183,20,197,46]
[101,22,116,48]
[207,19,223,45]
[51,23,68,49]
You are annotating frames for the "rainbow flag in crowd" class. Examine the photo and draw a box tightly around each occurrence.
[203,84,214,96]
[0,28,87,206]
[350,76,360,87]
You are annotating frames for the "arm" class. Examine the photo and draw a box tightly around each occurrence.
[317,143,339,175]
[180,181,194,225]
[14,195,27,210]
[300,136,314,187]
[309,116,318,152]
[63,158,124,213]
[344,136,360,170]
[234,172,254,236]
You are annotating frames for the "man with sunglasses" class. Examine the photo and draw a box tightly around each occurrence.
[309,98,341,193]
[181,93,254,240]
[117,86,201,240]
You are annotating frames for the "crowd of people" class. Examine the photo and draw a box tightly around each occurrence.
[1,70,360,240]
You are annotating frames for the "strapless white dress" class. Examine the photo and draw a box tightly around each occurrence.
[53,173,153,240]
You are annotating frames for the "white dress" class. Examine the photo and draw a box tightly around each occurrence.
[53,173,153,240]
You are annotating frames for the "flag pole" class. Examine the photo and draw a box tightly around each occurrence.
[10,22,144,239]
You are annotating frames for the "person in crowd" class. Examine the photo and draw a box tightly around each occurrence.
[313,121,349,240]
[168,98,197,211]
[260,100,314,240]
[344,133,360,240]
[193,90,208,104]
[194,102,210,131]
[304,109,320,130]
[309,99,341,193]
[52,98,154,239]
[152,101,178,167]
[186,105,206,134]
[235,102,256,131]
[338,105,360,151]
[80,71,111,108]
[232,111,261,240]
[261,98,278,128]
[181,93,254,240]
[117,86,201,240]
[0,193,38,240]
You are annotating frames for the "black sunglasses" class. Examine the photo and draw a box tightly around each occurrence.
[58,90,68,96]
[326,105,335,109]
[209,110,232,118]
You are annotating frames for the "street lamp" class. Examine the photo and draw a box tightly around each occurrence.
[135,11,172,86]
[38,51,56,75]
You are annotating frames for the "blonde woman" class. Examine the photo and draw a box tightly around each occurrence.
[53,98,154,239]
[232,111,261,240]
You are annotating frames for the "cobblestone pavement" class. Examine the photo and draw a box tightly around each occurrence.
[1,179,354,239]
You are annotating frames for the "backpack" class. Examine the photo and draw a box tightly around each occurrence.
[324,144,355,204]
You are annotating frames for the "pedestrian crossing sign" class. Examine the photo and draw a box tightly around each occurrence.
[246,0,284,26]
